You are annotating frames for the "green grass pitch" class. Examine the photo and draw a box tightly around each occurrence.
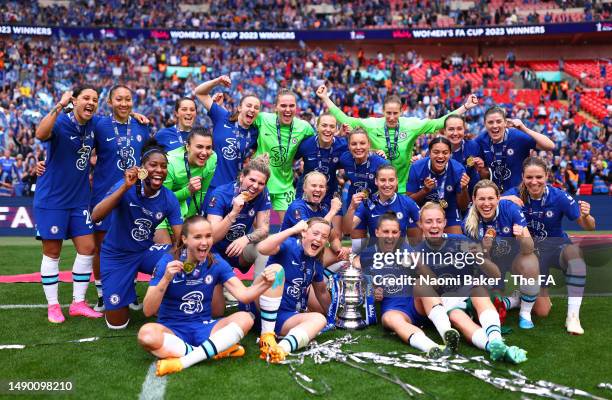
[0,238,611,400]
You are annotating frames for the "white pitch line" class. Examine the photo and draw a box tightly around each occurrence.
[139,361,167,400]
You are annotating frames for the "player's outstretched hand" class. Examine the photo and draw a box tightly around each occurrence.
[464,94,479,110]
[35,160,46,177]
[578,200,591,217]
[292,220,309,235]
[316,85,329,99]
[217,75,232,87]
[260,267,277,286]
[164,260,183,280]
[124,167,139,188]
[60,90,74,108]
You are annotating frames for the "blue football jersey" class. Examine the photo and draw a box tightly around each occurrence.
[451,139,481,194]
[462,199,526,240]
[338,153,389,201]
[208,103,259,189]
[294,136,347,204]
[503,185,580,241]
[413,234,476,294]
[354,193,420,237]
[101,179,183,254]
[205,182,271,254]
[474,128,536,191]
[151,252,235,324]
[34,113,97,209]
[268,237,324,313]
[281,198,329,231]
[155,126,191,152]
[406,157,466,212]
[92,116,150,204]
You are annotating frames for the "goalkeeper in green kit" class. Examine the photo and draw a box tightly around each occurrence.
[316,85,479,194]
[154,128,217,244]
[253,89,315,221]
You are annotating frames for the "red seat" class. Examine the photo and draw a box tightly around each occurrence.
[579,184,593,196]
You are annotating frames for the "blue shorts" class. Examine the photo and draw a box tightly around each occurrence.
[275,309,300,335]
[238,302,299,336]
[445,207,462,227]
[34,206,93,240]
[101,244,171,311]
[163,319,219,346]
[536,239,571,287]
[381,296,428,328]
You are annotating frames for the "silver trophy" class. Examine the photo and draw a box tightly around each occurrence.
[335,253,367,330]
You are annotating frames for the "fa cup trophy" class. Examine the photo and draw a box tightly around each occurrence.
[335,253,367,330]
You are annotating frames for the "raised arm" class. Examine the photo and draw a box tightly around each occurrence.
[193,75,231,111]
[91,167,138,222]
[507,118,555,151]
[316,85,365,129]
[35,91,73,141]
[257,220,308,256]
[576,200,596,231]
[405,94,479,136]
[223,270,275,304]
[143,260,183,317]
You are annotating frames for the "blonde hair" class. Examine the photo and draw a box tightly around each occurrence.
[419,201,446,220]
[302,171,328,190]
[464,180,500,239]
[241,153,270,181]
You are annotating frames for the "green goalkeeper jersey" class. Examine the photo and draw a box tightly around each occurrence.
[164,146,217,218]
[254,112,314,194]
[329,105,453,193]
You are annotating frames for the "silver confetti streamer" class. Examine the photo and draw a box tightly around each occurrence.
[0,334,134,350]
[283,334,609,400]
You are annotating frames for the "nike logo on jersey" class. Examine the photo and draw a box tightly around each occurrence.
[291,261,300,266]
[371,214,382,218]
[70,136,78,140]
[129,202,141,208]
[169,140,178,144]
[106,137,115,142]
[224,124,233,129]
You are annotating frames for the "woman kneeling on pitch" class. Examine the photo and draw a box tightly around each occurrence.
[416,202,527,363]
[252,218,332,363]
[139,216,278,376]
[502,157,595,334]
[463,180,540,329]
[356,212,460,358]
[92,139,183,329]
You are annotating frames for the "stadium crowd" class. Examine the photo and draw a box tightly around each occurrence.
[0,38,610,197]
[1,0,611,30]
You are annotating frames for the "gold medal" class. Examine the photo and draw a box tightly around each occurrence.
[361,188,370,199]
[485,227,497,238]
[137,168,148,180]
[240,191,254,202]
[466,157,474,167]
[439,199,448,209]
[183,262,196,274]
